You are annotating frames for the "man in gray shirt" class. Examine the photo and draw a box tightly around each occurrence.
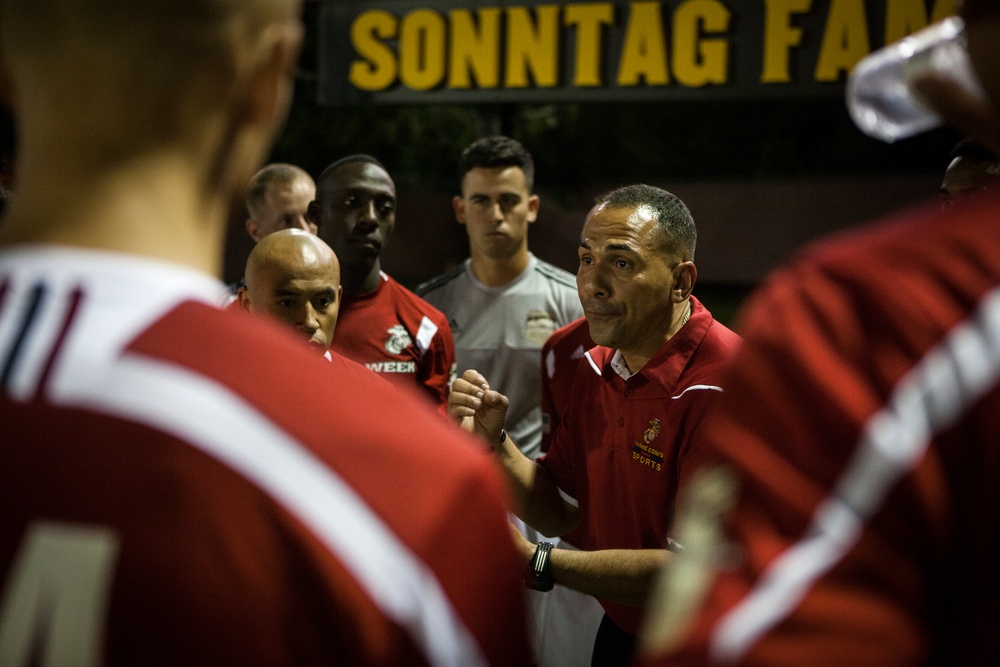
[417,135,582,461]
[417,135,600,666]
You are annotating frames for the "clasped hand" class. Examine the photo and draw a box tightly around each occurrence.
[447,369,510,446]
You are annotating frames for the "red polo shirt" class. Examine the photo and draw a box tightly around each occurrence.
[331,272,455,411]
[638,193,1000,666]
[538,296,741,634]
[540,316,595,454]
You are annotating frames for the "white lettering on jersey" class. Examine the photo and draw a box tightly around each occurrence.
[366,362,417,374]
[0,521,120,667]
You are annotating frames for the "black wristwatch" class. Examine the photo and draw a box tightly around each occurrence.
[523,541,555,592]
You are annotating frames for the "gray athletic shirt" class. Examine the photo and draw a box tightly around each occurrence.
[416,254,583,460]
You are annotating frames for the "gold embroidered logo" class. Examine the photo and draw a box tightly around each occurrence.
[644,418,661,444]
[632,418,664,471]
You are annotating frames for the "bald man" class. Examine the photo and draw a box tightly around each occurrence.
[239,229,341,350]
[0,0,530,663]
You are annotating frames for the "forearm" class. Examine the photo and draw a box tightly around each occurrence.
[494,432,578,537]
[548,547,671,607]
[447,370,577,534]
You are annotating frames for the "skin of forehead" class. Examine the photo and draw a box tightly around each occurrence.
[266,245,333,277]
[461,166,529,197]
[271,176,315,197]
[249,233,337,286]
[583,203,664,251]
[262,179,314,212]
[323,162,395,199]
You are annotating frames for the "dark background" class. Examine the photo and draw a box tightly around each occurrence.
[0,0,933,329]
[0,3,961,327]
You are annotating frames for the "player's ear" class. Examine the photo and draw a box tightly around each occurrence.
[453,195,467,225]
[526,194,540,223]
[246,218,261,242]
[671,261,696,302]
[237,287,253,313]
[239,21,303,131]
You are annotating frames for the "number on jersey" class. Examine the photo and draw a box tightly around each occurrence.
[0,521,120,667]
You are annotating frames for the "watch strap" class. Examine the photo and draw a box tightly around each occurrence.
[523,541,555,592]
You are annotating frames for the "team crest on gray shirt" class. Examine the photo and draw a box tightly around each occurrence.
[524,310,556,346]
[384,324,412,354]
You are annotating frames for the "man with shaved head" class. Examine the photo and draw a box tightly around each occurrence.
[0,0,530,663]
[239,228,341,350]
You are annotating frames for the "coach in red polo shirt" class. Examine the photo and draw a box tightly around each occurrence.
[451,183,742,665]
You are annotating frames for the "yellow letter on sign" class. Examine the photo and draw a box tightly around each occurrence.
[349,10,399,91]
[761,0,811,84]
[672,0,731,87]
[565,3,615,87]
[400,10,447,91]
[505,6,561,88]
[814,0,870,82]
[618,2,669,87]
[449,9,502,89]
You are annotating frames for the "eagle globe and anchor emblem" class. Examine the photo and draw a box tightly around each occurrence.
[644,418,661,443]
[384,324,413,354]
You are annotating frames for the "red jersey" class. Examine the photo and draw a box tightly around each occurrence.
[540,316,594,454]
[0,248,529,666]
[331,272,456,410]
[638,194,1000,666]
[539,297,741,635]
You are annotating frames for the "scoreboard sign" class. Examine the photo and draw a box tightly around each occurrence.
[318,0,956,105]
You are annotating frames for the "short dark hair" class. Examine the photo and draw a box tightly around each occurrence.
[596,184,697,261]
[318,154,386,183]
[246,163,313,219]
[458,136,534,192]
[316,154,388,199]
